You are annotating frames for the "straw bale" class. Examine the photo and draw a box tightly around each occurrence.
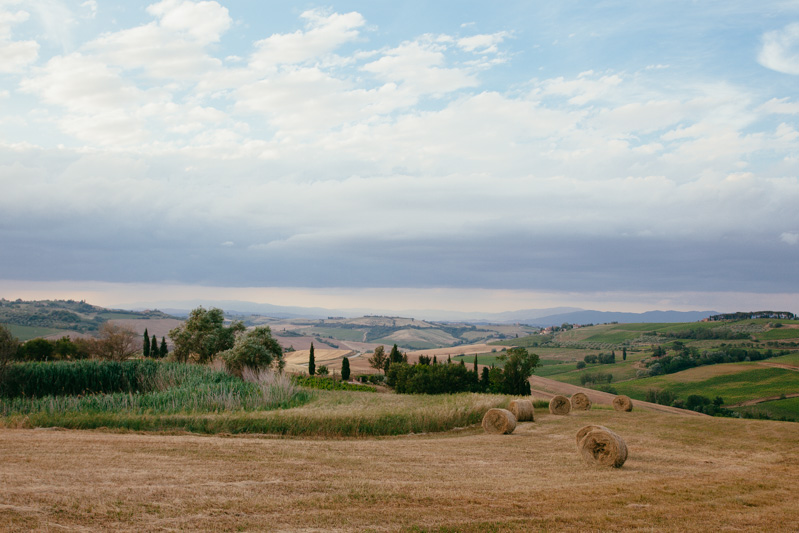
[575,424,610,445]
[481,408,517,434]
[577,428,628,468]
[612,395,633,412]
[570,392,592,411]
[549,395,571,415]
[508,399,535,422]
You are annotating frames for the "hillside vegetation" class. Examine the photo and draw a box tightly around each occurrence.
[0,299,174,340]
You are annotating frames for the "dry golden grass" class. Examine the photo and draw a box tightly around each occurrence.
[2,409,797,531]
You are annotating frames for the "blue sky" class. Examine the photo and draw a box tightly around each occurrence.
[1,1,798,314]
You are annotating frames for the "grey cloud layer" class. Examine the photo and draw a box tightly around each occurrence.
[1,3,798,295]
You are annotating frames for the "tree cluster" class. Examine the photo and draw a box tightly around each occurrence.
[386,347,538,395]
[644,346,786,376]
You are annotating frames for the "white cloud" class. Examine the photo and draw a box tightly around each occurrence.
[758,97,799,114]
[249,8,364,70]
[88,23,224,80]
[0,7,38,71]
[538,71,623,105]
[81,0,97,19]
[758,23,799,75]
[146,0,231,44]
[0,38,38,72]
[781,232,799,245]
[457,31,509,54]
[363,37,478,94]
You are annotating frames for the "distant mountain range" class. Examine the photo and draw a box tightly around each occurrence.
[121,299,717,327]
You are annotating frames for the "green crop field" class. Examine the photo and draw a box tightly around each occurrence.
[758,328,799,340]
[612,364,799,405]
[4,324,68,341]
[770,352,799,365]
[301,327,366,342]
[732,396,799,422]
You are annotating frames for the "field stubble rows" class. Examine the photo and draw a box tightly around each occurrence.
[1,409,797,532]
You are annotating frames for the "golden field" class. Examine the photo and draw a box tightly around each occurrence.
[1,407,798,532]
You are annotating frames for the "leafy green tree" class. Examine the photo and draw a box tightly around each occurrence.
[159,337,168,358]
[497,347,540,395]
[369,345,387,373]
[341,356,351,381]
[143,329,150,358]
[309,342,316,376]
[317,365,329,376]
[169,307,245,364]
[220,326,284,376]
[18,338,54,361]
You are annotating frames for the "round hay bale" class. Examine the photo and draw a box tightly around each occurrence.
[575,424,611,445]
[612,395,633,412]
[482,408,517,434]
[570,392,592,411]
[549,395,571,415]
[577,428,628,468]
[508,399,535,422]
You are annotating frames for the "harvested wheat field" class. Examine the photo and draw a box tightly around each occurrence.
[2,410,798,532]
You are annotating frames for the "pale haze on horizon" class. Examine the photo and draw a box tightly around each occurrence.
[1,1,798,315]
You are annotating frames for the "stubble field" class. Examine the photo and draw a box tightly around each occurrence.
[1,408,797,532]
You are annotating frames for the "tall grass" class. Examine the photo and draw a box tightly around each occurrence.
[0,361,311,417]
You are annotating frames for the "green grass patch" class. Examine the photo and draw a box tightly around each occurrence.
[4,324,67,341]
[758,328,799,340]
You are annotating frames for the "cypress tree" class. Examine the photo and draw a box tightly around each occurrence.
[151,335,158,357]
[341,356,351,381]
[309,342,315,376]
[473,354,478,374]
[389,343,402,364]
[143,329,150,358]
[160,337,168,358]
[623,347,627,361]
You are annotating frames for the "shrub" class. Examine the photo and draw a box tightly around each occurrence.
[576,361,586,369]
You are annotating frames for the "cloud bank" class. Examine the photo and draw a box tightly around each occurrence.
[0,1,798,309]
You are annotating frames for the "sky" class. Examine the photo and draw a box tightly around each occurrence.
[1,0,798,314]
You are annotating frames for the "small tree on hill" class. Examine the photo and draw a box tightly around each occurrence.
[309,342,316,376]
[143,329,150,358]
[369,345,387,373]
[341,356,351,381]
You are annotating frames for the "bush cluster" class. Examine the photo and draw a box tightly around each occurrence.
[292,375,376,392]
